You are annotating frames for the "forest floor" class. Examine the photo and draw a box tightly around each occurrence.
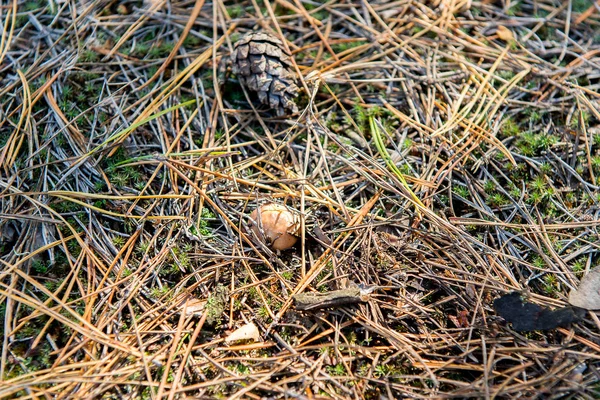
[1,0,600,398]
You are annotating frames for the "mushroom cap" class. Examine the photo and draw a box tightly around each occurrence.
[249,203,300,250]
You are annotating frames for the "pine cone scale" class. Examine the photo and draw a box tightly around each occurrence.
[250,55,266,74]
[238,60,251,76]
[236,44,250,59]
[266,59,282,76]
[249,42,267,55]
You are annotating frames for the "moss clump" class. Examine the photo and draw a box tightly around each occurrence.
[206,285,228,325]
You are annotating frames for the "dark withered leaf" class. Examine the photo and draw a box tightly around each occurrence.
[493,292,584,332]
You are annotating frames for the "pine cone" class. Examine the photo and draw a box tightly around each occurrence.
[231,32,299,116]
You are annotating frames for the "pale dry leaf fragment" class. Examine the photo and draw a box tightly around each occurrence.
[225,322,260,343]
[496,25,514,42]
[569,267,600,310]
[175,295,207,316]
[380,9,401,20]
[184,298,207,316]
[588,125,600,136]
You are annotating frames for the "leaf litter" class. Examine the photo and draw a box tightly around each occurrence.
[1,0,600,398]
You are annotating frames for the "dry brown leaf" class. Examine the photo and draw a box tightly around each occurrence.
[225,323,260,343]
[569,268,600,310]
[457,310,469,327]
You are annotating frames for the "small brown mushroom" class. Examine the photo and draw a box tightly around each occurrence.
[249,203,300,250]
